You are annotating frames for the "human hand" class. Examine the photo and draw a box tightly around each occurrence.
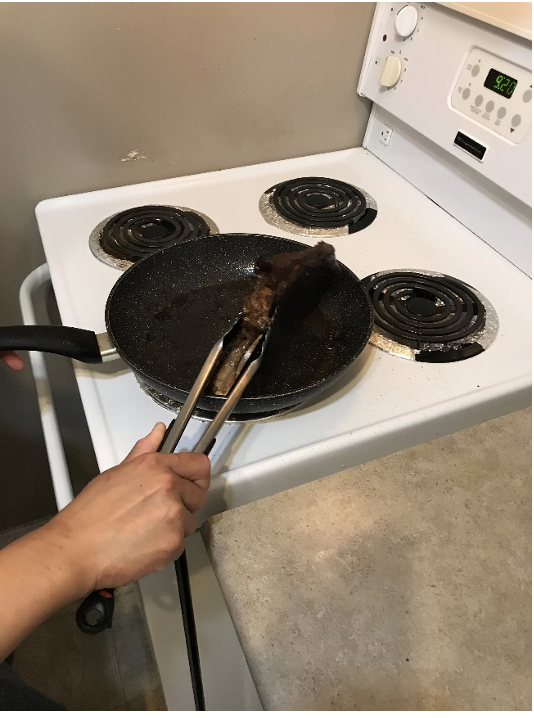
[0,351,23,370]
[39,423,210,597]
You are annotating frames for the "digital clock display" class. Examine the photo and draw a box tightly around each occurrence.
[484,68,517,99]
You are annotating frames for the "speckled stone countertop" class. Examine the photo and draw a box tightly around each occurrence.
[202,408,532,711]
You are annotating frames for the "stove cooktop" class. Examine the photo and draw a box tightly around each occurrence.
[35,148,531,519]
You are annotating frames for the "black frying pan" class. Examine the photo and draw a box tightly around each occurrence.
[0,234,373,415]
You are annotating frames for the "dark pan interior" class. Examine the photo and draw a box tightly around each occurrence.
[105,234,373,410]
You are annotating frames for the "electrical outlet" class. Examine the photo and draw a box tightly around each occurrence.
[379,125,393,146]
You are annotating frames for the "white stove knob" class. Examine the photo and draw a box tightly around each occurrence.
[379,55,402,87]
[395,4,418,37]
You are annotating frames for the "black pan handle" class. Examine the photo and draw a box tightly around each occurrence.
[0,326,102,363]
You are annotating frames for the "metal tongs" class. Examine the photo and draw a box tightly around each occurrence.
[76,317,271,711]
[158,316,271,710]
[158,315,270,456]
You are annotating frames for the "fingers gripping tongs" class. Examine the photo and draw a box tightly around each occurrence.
[157,317,271,711]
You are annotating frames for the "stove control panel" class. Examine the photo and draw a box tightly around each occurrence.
[451,48,531,144]
[371,4,426,93]
[358,2,532,208]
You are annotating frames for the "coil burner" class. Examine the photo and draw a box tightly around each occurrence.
[259,176,377,237]
[362,270,498,362]
[89,205,219,270]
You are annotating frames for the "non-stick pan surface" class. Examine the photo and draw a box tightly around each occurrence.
[106,234,373,414]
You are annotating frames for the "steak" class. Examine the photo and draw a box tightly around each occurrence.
[210,241,337,396]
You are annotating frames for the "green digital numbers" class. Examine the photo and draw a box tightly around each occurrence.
[485,68,518,99]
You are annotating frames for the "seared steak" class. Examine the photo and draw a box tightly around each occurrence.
[210,241,337,396]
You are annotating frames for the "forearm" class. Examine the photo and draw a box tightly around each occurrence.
[0,524,91,660]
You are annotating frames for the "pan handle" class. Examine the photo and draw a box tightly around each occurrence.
[0,326,103,363]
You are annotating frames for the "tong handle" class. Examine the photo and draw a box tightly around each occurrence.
[159,418,216,457]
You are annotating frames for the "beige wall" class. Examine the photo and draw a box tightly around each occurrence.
[0,2,375,530]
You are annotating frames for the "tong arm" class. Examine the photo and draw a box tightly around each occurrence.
[193,341,265,453]
[158,329,228,455]
[158,318,269,456]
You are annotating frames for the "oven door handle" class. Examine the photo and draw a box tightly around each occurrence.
[19,264,74,510]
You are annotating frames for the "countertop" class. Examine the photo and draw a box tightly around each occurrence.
[202,408,532,710]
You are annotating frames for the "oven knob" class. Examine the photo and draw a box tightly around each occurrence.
[379,55,402,87]
[395,4,418,37]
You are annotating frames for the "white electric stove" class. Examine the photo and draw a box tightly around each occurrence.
[21,3,531,711]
